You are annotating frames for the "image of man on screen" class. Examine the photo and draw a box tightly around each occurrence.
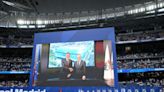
[74,54,86,80]
[60,52,73,79]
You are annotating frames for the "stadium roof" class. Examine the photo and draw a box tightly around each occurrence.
[35,0,153,13]
[0,0,154,13]
[0,0,164,29]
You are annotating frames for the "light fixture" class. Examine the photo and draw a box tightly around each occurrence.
[36,20,43,25]
[17,19,25,24]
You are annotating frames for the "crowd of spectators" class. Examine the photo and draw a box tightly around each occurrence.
[119,72,164,86]
[117,52,164,60]
[0,57,31,71]
[0,36,33,46]
[116,30,164,42]
[120,78,164,87]
[0,80,28,87]
[118,58,164,69]
[117,52,164,69]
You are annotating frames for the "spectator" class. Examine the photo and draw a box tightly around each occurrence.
[0,57,31,71]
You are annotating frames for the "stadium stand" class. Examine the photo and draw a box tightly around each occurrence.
[119,72,164,86]
[0,0,164,88]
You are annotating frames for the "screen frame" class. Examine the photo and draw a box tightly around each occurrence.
[30,27,118,87]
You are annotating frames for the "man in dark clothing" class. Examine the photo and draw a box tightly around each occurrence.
[74,54,86,80]
[60,52,73,79]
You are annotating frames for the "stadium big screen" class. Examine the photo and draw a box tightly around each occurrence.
[30,28,118,87]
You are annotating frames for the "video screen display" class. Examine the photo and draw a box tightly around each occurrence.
[48,41,95,68]
[31,28,117,87]
[33,40,115,86]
